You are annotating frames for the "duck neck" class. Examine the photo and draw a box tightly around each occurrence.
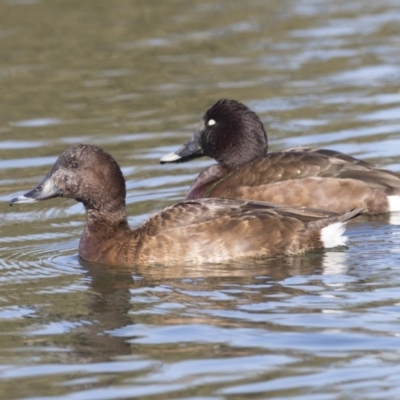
[83,200,130,233]
[79,202,134,264]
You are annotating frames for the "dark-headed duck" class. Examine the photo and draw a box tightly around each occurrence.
[10,144,361,267]
[160,99,400,214]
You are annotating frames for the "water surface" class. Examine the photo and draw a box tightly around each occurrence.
[1,0,400,399]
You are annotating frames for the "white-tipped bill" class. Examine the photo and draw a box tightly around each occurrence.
[160,152,182,163]
[10,195,38,205]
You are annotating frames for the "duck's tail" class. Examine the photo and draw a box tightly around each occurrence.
[309,208,363,249]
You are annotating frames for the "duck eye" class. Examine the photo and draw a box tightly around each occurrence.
[71,162,79,169]
[207,119,216,126]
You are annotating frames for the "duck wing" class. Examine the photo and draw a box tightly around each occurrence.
[229,151,400,189]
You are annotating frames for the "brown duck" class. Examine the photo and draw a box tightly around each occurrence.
[160,99,400,214]
[10,144,361,267]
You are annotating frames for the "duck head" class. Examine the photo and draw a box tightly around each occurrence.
[160,99,268,169]
[10,144,126,214]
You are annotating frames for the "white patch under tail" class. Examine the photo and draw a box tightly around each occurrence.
[387,195,400,212]
[321,222,347,248]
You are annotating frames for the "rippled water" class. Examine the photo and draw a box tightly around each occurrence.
[2,0,400,399]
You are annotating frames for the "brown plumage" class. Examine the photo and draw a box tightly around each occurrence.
[10,144,361,267]
[160,99,400,214]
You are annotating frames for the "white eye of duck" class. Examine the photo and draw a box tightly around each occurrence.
[207,119,216,126]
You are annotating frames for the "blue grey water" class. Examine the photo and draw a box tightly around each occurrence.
[1,0,400,399]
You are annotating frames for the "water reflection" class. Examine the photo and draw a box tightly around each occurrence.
[52,250,352,365]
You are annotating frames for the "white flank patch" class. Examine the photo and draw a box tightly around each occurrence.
[387,195,400,212]
[321,222,347,248]
[160,152,181,163]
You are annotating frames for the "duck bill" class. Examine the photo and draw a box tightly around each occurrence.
[160,123,205,164]
[10,172,61,206]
